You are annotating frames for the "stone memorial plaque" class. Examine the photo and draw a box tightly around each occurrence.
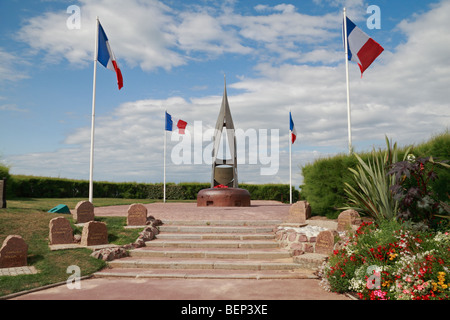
[0,235,28,268]
[127,203,147,226]
[287,201,311,223]
[49,216,74,245]
[314,230,336,255]
[337,209,361,232]
[74,201,94,223]
[81,221,108,246]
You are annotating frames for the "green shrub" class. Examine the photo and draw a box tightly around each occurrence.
[300,132,447,218]
[413,131,450,202]
[6,176,297,202]
[0,163,10,180]
[300,153,360,218]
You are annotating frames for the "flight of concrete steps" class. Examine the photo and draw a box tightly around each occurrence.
[94,220,324,280]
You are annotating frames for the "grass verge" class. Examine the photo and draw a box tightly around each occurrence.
[0,198,155,298]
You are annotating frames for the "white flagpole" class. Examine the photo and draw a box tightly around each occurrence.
[89,16,99,204]
[343,8,352,154]
[289,116,292,204]
[163,110,167,203]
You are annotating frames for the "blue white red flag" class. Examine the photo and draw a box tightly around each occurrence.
[97,22,123,90]
[289,112,297,144]
[344,17,384,76]
[165,112,187,134]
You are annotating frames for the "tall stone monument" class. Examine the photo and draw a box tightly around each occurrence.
[197,76,251,207]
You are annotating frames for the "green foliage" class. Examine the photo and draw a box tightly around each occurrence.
[300,131,449,217]
[300,153,364,217]
[5,176,298,202]
[343,137,410,223]
[413,131,450,202]
[389,154,449,227]
[0,162,10,180]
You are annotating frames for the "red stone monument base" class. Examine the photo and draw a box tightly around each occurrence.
[197,188,251,207]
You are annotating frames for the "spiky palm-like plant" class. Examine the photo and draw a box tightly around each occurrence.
[343,137,410,223]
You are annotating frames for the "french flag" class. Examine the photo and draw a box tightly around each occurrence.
[289,112,297,144]
[344,16,384,76]
[165,112,187,134]
[97,22,123,90]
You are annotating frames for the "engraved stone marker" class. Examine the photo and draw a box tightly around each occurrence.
[80,221,108,246]
[49,216,74,245]
[287,201,311,223]
[314,230,336,255]
[337,209,362,232]
[127,203,147,226]
[0,235,28,268]
[74,201,94,223]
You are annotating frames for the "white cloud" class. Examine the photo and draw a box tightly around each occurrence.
[0,48,30,82]
[6,0,450,188]
[17,0,184,71]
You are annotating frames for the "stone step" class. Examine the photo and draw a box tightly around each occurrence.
[156,233,275,240]
[161,220,283,226]
[93,219,321,280]
[94,268,317,280]
[293,253,329,269]
[107,258,302,271]
[158,225,275,234]
[129,247,291,260]
[144,239,280,249]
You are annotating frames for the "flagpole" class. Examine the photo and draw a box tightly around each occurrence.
[343,8,352,154]
[289,127,292,204]
[163,110,167,203]
[89,16,99,204]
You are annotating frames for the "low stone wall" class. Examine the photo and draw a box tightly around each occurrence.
[276,208,363,257]
[276,224,325,256]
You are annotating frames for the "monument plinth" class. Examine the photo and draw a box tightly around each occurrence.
[197,76,251,207]
[197,187,251,207]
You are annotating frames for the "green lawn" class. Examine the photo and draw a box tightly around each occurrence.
[0,198,155,298]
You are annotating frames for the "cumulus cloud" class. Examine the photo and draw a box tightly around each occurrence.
[6,0,450,187]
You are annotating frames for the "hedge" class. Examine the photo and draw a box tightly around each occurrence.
[5,176,299,203]
[299,132,449,218]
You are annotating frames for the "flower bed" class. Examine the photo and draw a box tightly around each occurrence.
[318,220,450,300]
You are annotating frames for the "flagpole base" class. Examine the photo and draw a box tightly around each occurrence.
[197,188,251,207]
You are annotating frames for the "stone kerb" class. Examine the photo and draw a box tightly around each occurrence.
[81,221,108,247]
[49,216,74,245]
[0,235,28,268]
[286,201,311,224]
[337,209,362,232]
[73,200,94,224]
[127,203,148,226]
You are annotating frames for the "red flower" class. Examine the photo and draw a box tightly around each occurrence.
[214,184,229,189]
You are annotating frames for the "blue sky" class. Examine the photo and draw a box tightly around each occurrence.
[0,0,449,187]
